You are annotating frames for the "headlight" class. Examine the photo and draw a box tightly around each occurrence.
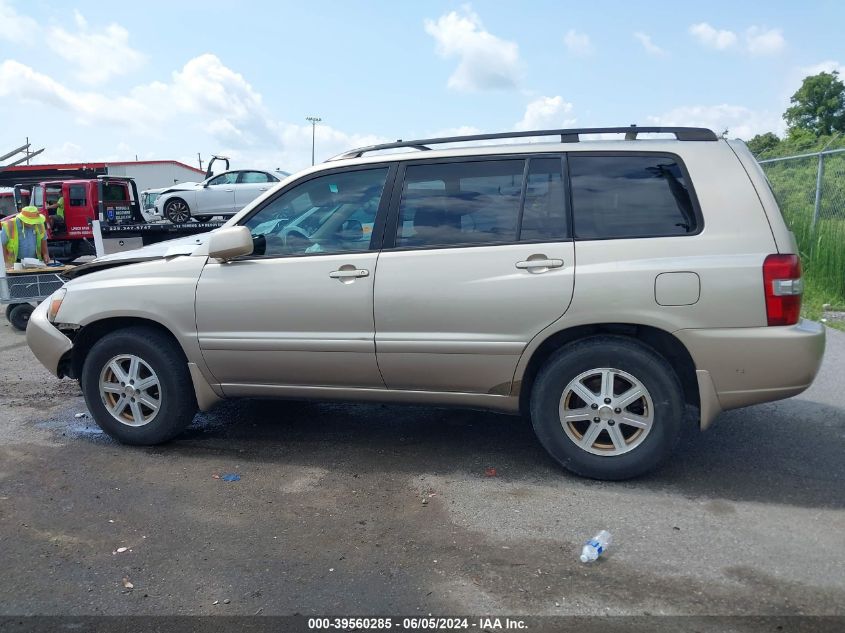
[47,288,66,323]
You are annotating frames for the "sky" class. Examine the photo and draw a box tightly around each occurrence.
[0,0,843,172]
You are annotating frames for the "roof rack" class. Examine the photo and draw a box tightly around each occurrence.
[329,126,719,161]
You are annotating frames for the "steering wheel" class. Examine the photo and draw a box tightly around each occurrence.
[283,230,314,253]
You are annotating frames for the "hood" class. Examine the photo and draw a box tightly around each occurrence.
[65,231,214,279]
[159,181,201,195]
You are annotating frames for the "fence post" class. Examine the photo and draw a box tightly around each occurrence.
[812,153,825,231]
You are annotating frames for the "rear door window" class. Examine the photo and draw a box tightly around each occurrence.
[569,155,698,239]
[396,160,525,247]
[68,185,87,207]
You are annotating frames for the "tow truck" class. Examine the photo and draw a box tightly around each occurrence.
[8,176,225,262]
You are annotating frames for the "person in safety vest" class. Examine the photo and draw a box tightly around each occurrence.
[1,206,52,268]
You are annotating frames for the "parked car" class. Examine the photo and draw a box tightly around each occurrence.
[27,126,826,480]
[155,169,284,224]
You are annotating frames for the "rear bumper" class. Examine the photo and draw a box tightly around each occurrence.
[676,319,826,420]
[26,299,73,377]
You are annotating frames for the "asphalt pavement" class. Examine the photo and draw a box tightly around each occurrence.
[0,318,843,618]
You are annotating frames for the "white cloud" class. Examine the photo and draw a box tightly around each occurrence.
[563,29,593,56]
[633,32,667,56]
[515,96,576,131]
[745,26,785,55]
[0,0,36,44]
[689,22,737,50]
[800,60,844,77]
[424,7,521,91]
[647,104,784,139]
[47,10,146,85]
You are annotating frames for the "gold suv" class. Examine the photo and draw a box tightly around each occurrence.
[26,127,826,479]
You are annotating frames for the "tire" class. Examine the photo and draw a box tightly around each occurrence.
[8,303,34,331]
[164,198,191,224]
[529,336,683,480]
[194,215,213,223]
[80,326,198,445]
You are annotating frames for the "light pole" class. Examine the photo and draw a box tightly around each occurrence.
[306,116,321,166]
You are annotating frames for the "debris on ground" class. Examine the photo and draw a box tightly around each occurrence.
[113,547,128,554]
[212,600,219,605]
[74,412,88,419]
[122,577,134,590]
[484,467,497,477]
[213,472,241,482]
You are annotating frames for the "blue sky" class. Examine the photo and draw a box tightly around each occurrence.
[1,0,843,172]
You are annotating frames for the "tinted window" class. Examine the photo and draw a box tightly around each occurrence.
[570,155,697,239]
[520,158,567,241]
[397,160,524,247]
[244,168,388,257]
[208,172,238,186]
[102,183,128,202]
[68,185,87,207]
[239,171,270,184]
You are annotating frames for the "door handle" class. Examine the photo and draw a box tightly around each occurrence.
[225,189,234,192]
[259,187,268,191]
[515,257,564,271]
[329,268,369,280]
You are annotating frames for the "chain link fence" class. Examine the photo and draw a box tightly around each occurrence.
[759,148,845,303]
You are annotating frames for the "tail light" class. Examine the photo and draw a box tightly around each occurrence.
[763,254,802,326]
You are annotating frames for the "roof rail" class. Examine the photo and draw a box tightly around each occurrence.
[329,126,719,161]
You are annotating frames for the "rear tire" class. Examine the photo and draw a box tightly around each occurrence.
[529,336,683,480]
[8,303,34,331]
[81,326,198,445]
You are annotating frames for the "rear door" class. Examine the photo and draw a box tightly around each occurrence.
[235,171,275,210]
[373,155,576,394]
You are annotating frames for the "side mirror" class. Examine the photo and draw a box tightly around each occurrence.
[207,226,253,261]
[202,182,210,188]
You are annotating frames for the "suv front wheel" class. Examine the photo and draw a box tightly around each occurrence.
[80,326,198,445]
[530,336,683,480]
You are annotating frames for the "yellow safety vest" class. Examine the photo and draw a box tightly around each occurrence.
[2,216,46,267]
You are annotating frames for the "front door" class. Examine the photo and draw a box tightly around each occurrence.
[195,165,393,390]
[200,172,238,215]
[374,156,576,394]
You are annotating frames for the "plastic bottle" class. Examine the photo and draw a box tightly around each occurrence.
[580,530,612,563]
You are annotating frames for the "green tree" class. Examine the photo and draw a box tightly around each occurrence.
[784,71,845,137]
[747,132,781,156]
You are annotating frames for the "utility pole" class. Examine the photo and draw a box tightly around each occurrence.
[306,116,321,166]
[197,152,203,172]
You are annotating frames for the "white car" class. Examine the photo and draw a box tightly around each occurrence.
[155,169,284,224]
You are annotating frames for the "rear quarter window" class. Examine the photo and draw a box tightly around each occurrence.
[570,154,699,239]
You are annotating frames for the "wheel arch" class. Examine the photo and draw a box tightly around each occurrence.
[516,323,699,416]
[60,317,187,380]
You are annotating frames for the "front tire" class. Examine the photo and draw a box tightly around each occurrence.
[164,198,191,224]
[81,326,198,445]
[530,336,683,480]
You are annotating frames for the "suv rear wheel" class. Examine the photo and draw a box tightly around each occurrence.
[80,326,198,445]
[530,336,683,480]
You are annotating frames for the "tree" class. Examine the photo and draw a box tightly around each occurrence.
[747,132,781,156]
[784,71,845,137]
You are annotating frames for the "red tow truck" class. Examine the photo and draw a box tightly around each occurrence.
[5,177,224,262]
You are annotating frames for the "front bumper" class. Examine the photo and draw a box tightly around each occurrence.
[26,300,73,377]
[676,319,826,414]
